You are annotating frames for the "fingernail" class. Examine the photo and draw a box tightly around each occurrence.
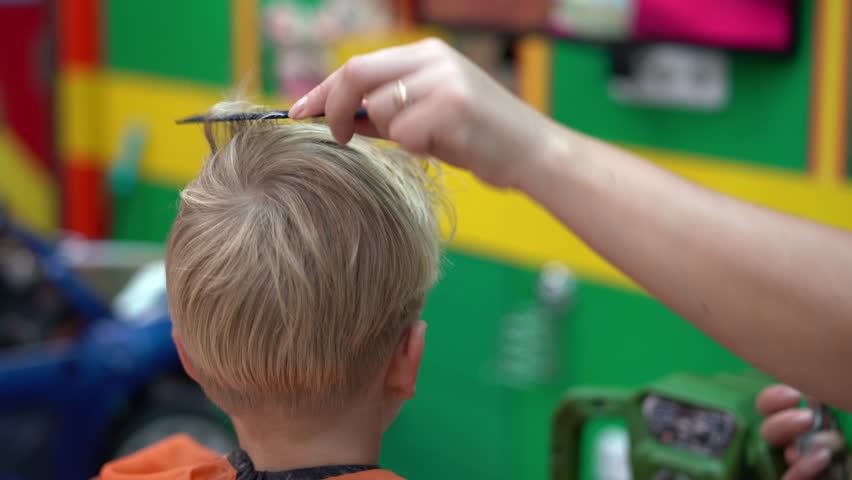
[778,385,801,401]
[290,96,307,118]
[801,448,832,475]
[793,409,814,426]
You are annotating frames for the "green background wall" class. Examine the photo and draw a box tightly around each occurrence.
[106,0,232,85]
[552,13,812,171]
[102,1,820,479]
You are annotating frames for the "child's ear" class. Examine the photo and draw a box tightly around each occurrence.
[171,328,199,382]
[385,320,427,400]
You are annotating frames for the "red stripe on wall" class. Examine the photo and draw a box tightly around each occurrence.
[59,0,105,237]
[58,0,100,66]
[63,162,108,238]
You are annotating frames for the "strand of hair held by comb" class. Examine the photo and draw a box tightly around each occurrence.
[176,108,369,124]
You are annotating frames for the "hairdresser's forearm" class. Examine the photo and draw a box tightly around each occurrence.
[522,125,852,409]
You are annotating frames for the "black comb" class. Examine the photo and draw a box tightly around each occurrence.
[176,108,369,124]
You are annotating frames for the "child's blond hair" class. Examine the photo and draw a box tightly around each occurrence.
[166,102,446,414]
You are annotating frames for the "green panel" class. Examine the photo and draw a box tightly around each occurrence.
[384,251,748,480]
[551,4,812,170]
[563,282,746,386]
[262,36,278,96]
[380,252,529,479]
[111,181,180,242]
[259,0,277,95]
[105,0,232,85]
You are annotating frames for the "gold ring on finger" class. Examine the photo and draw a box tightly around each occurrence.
[393,79,409,110]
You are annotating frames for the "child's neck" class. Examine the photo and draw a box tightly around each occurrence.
[231,405,385,472]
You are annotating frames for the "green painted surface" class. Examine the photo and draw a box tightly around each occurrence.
[385,250,746,480]
[111,181,179,242]
[381,251,519,479]
[551,4,812,170]
[105,0,232,85]
[563,283,746,387]
[261,37,278,96]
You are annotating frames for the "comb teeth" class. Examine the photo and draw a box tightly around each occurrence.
[175,108,369,124]
[176,110,291,124]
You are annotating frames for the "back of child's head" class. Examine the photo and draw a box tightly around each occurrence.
[166,101,447,415]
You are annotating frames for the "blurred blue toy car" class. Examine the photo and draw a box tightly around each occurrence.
[0,212,234,480]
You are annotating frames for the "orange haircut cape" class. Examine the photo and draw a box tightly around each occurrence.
[98,435,403,480]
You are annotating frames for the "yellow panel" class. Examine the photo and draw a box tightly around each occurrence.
[640,146,852,229]
[811,0,850,183]
[98,71,271,181]
[59,67,102,161]
[85,72,852,292]
[0,128,57,232]
[447,146,852,292]
[517,34,551,113]
[443,166,636,289]
[330,28,446,69]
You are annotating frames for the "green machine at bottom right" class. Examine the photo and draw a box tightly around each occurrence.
[553,372,852,480]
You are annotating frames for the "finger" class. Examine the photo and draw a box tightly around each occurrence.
[786,443,800,464]
[308,39,447,143]
[387,92,444,155]
[785,433,845,469]
[761,409,814,446]
[325,49,439,144]
[757,385,802,415]
[350,99,382,138]
[365,67,441,138]
[801,431,846,454]
[353,117,382,138]
[782,449,832,480]
[293,40,439,120]
[289,67,342,118]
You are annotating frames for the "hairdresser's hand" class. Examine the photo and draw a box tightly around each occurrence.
[288,38,560,188]
[757,385,845,480]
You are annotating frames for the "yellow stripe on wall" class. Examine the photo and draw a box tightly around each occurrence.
[443,167,636,289]
[330,29,445,70]
[58,66,101,162]
[641,147,852,230]
[446,147,852,292]
[0,128,57,232]
[231,0,260,95]
[62,70,852,291]
[100,72,228,179]
[810,0,851,183]
[517,34,551,113]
